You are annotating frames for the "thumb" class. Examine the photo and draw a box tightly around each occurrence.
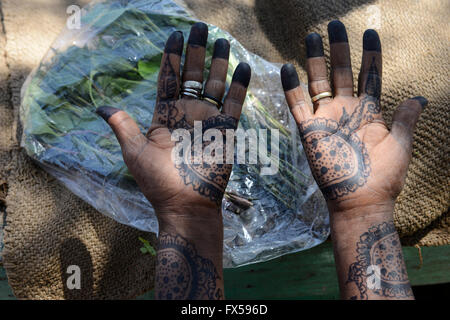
[390,96,427,153]
[96,106,147,162]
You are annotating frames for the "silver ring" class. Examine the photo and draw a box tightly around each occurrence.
[181,87,201,95]
[181,91,201,99]
[182,80,203,91]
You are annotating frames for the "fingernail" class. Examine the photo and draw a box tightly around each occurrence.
[213,38,230,59]
[328,20,348,43]
[363,29,381,52]
[412,96,428,108]
[305,33,324,58]
[281,64,300,91]
[188,22,208,47]
[96,106,121,121]
[164,31,184,55]
[232,62,251,88]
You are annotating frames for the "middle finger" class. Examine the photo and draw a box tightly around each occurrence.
[305,33,333,112]
[181,22,208,100]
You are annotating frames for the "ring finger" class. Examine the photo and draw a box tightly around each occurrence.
[181,22,208,100]
[203,38,230,108]
[305,33,333,112]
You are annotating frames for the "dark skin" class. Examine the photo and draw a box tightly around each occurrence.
[98,20,425,300]
[97,22,251,300]
[281,20,426,299]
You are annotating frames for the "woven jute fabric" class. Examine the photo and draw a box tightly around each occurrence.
[0,0,157,299]
[183,0,450,245]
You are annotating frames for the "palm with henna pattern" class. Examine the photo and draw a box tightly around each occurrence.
[281,21,427,213]
[97,23,251,216]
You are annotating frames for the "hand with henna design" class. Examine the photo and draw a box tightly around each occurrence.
[281,21,425,299]
[97,23,251,300]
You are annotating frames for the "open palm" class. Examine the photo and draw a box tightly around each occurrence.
[281,21,426,212]
[97,23,250,215]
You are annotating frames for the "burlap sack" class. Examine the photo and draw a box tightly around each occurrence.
[1,0,448,300]
[183,0,450,245]
[0,0,157,299]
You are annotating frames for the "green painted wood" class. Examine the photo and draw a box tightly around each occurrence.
[140,242,450,299]
[2,242,450,299]
[0,265,15,300]
[223,240,339,299]
[222,241,450,299]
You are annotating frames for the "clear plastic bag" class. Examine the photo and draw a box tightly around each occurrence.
[20,0,329,267]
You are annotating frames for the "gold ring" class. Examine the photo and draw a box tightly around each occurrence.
[311,91,333,103]
[203,96,221,109]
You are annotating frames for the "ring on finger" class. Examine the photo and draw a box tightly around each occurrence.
[182,80,203,91]
[181,90,201,99]
[202,93,222,109]
[311,91,333,103]
[181,87,202,99]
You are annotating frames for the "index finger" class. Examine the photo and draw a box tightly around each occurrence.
[153,31,184,127]
[156,31,184,103]
[281,64,313,125]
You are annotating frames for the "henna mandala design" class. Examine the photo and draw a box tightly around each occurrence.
[155,232,222,300]
[299,58,382,199]
[300,114,371,199]
[175,114,237,205]
[346,222,413,300]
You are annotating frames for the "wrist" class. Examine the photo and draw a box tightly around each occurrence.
[156,204,223,244]
[156,203,222,227]
[156,206,224,271]
[329,201,395,224]
[329,202,395,252]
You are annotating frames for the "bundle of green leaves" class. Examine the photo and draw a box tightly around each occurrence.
[20,0,327,266]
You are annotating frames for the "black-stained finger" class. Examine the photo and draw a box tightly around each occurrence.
[231,62,251,88]
[204,39,230,103]
[281,63,300,91]
[187,22,208,47]
[363,29,381,52]
[97,108,147,160]
[306,33,325,58]
[164,31,184,55]
[412,96,428,109]
[182,22,209,85]
[328,20,353,96]
[212,38,230,59]
[157,31,184,102]
[96,106,121,122]
[328,20,348,43]
[281,64,312,124]
[305,33,332,111]
[358,29,382,99]
[391,97,426,153]
[222,63,251,121]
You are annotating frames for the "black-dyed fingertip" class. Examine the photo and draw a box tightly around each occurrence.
[213,38,230,59]
[281,64,300,91]
[96,106,121,122]
[305,33,324,57]
[363,29,381,52]
[328,20,348,43]
[164,31,184,55]
[188,22,208,47]
[232,62,251,88]
[412,96,428,109]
